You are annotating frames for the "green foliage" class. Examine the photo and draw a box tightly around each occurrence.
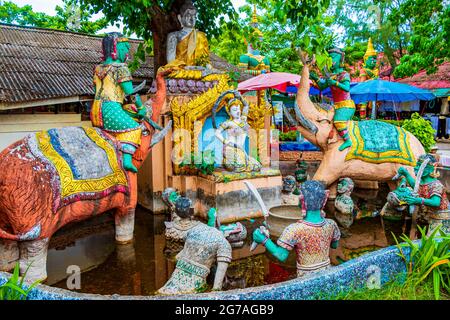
[314,225,450,300]
[392,0,449,78]
[394,225,450,300]
[401,113,436,153]
[279,130,298,141]
[210,1,334,73]
[76,0,237,71]
[326,277,449,300]
[0,0,108,34]
[180,150,215,175]
[0,263,41,300]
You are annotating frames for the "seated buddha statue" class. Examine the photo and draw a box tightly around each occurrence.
[165,0,219,79]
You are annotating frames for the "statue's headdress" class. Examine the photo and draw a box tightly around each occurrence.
[298,180,329,213]
[175,197,193,218]
[327,47,345,67]
[418,154,440,178]
[212,90,249,128]
[226,98,244,115]
[363,38,377,63]
[180,0,197,14]
[102,32,129,61]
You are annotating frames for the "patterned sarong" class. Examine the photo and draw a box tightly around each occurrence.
[345,120,416,166]
[28,127,129,211]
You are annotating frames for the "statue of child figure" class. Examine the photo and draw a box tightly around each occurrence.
[396,154,450,234]
[252,180,341,277]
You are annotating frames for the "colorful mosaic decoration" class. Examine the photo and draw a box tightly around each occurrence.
[345,120,416,166]
[158,223,232,294]
[277,219,341,276]
[29,127,128,211]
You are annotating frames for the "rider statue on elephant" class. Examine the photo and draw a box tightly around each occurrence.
[310,47,355,151]
[357,38,379,119]
[91,32,148,173]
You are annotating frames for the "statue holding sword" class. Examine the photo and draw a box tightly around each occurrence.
[251,180,341,278]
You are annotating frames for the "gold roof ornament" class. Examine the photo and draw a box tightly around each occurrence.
[364,38,377,62]
[251,4,258,25]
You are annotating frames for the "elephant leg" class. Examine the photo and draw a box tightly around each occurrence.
[115,208,135,244]
[328,181,338,200]
[19,238,49,282]
[0,240,19,272]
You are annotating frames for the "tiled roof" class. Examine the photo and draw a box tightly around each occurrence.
[396,62,450,90]
[0,23,248,105]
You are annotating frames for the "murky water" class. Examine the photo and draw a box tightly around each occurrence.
[49,184,406,295]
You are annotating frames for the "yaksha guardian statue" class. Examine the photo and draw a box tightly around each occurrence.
[310,47,355,151]
[252,180,340,277]
[91,32,147,172]
[395,154,450,234]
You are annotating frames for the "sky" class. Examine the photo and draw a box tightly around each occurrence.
[7,0,249,34]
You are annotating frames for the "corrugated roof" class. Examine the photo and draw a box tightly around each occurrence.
[0,23,248,105]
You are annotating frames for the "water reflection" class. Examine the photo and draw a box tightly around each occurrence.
[50,185,404,295]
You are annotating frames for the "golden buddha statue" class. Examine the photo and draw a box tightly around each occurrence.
[165,0,217,79]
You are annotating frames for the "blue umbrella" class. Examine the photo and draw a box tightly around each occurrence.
[350,79,435,104]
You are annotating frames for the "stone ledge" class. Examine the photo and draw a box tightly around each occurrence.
[279,151,323,161]
[0,242,411,300]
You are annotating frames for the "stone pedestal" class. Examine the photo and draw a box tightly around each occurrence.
[168,169,282,222]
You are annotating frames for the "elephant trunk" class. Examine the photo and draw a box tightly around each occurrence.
[293,62,324,146]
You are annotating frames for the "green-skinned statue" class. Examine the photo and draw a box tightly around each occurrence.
[238,5,270,76]
[357,38,379,119]
[252,180,341,277]
[310,47,355,151]
[394,154,450,235]
[91,32,147,172]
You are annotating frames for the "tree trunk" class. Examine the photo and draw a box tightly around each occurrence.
[148,4,183,73]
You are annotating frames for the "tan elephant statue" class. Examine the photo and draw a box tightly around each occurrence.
[291,52,425,191]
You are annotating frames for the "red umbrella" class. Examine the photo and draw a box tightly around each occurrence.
[237,72,303,93]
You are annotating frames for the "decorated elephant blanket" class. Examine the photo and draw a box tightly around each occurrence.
[27,126,129,211]
[345,120,416,166]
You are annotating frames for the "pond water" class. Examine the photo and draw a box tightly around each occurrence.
[48,184,408,296]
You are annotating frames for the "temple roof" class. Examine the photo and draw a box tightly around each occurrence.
[0,23,248,106]
[396,62,450,91]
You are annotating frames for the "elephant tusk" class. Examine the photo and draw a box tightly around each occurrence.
[151,120,172,147]
[293,101,318,134]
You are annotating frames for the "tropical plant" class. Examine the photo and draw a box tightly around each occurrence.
[75,0,237,72]
[394,225,450,300]
[0,0,108,34]
[180,150,215,175]
[279,130,298,142]
[401,113,436,153]
[0,263,41,300]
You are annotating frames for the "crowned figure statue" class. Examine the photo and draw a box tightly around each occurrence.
[310,47,355,151]
[357,38,379,119]
[238,5,271,76]
[213,91,262,173]
[91,32,148,172]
